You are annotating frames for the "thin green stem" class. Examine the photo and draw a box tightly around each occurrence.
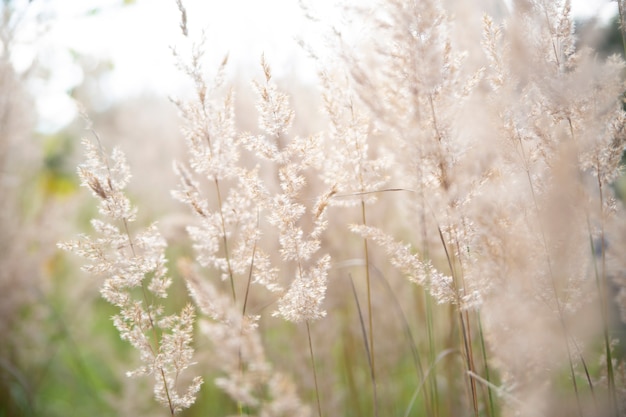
[436,226,478,416]
[306,320,323,417]
[242,209,260,317]
[341,315,364,417]
[477,312,495,417]
[562,116,606,414]
[348,97,377,410]
[425,291,439,417]
[459,311,479,417]
[404,349,459,417]
[349,275,378,417]
[594,173,618,415]
[236,212,259,417]
[360,199,377,415]
[419,182,438,417]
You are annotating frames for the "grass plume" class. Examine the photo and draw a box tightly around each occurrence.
[47,0,626,416]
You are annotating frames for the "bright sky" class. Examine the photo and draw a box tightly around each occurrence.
[4,0,619,132]
[12,0,347,131]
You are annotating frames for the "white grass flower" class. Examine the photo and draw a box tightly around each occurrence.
[59,135,202,414]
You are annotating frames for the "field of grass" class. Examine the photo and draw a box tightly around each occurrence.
[2,1,626,416]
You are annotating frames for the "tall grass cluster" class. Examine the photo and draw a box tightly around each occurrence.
[9,0,625,416]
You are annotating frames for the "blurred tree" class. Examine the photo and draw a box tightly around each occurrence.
[576,15,625,58]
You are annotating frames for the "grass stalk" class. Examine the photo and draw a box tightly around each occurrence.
[425,290,440,417]
[477,312,495,417]
[214,177,236,303]
[380,279,425,380]
[459,311,479,417]
[236,211,259,417]
[345,94,378,412]
[341,320,364,417]
[360,198,378,416]
[592,175,618,416]
[349,275,378,417]
[567,112,615,415]
[306,320,323,417]
[467,371,527,411]
[94,130,176,415]
[436,225,479,416]
[416,165,439,417]
[404,348,459,417]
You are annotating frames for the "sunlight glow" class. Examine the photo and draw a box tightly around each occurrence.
[4,0,618,132]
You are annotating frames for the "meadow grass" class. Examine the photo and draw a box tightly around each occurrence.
[2,0,626,416]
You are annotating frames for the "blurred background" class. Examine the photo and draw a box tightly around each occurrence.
[0,0,623,416]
